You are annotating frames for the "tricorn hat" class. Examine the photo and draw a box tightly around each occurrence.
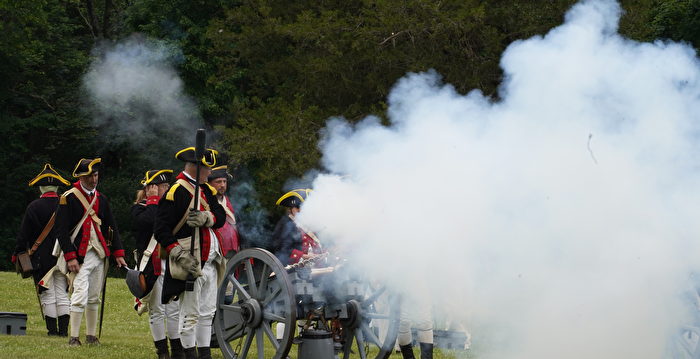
[175,147,218,167]
[141,169,173,186]
[276,188,313,208]
[207,165,233,182]
[125,267,147,298]
[28,163,71,187]
[72,158,101,178]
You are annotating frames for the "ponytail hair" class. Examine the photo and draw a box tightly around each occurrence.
[134,189,146,204]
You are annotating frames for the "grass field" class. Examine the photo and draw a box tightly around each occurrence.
[0,271,470,358]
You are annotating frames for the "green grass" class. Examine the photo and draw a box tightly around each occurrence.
[0,271,469,358]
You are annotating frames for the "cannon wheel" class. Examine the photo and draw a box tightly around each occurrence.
[341,284,401,359]
[214,248,296,359]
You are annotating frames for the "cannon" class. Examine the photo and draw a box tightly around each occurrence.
[213,248,401,359]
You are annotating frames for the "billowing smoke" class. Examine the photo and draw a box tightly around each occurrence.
[283,169,322,192]
[82,35,202,161]
[229,171,272,249]
[297,0,700,358]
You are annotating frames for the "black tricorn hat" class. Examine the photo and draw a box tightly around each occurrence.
[28,163,71,187]
[72,158,102,178]
[175,147,218,168]
[207,165,233,182]
[276,188,313,208]
[141,169,173,186]
[125,267,147,298]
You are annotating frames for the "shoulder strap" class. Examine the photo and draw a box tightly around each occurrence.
[28,212,57,255]
[138,236,159,272]
[63,188,98,241]
[174,179,210,211]
[171,184,196,235]
[220,197,236,224]
[172,203,191,235]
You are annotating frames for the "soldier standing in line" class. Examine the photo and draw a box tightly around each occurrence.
[12,164,72,336]
[55,158,127,346]
[207,165,240,258]
[207,165,240,307]
[154,147,226,359]
[131,169,184,359]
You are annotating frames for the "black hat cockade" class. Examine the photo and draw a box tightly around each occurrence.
[141,169,173,186]
[276,188,313,208]
[175,147,218,167]
[207,165,233,182]
[28,163,71,187]
[72,158,102,178]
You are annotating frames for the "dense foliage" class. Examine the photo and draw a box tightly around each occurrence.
[0,0,695,270]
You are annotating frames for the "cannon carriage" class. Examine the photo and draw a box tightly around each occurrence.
[213,248,401,359]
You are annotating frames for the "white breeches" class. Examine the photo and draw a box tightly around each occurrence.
[40,270,70,317]
[178,261,217,348]
[70,249,104,312]
[149,274,181,341]
[398,299,434,345]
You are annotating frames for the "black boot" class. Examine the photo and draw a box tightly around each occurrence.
[400,344,416,359]
[419,342,433,359]
[45,316,58,336]
[155,338,170,359]
[198,346,211,359]
[170,338,185,359]
[183,347,197,359]
[57,315,69,337]
[209,330,219,348]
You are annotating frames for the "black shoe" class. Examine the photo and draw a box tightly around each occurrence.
[68,337,81,346]
[170,338,185,359]
[155,338,170,359]
[86,335,100,345]
[58,315,69,337]
[400,344,416,359]
[183,347,197,359]
[198,346,211,359]
[419,342,433,359]
[45,316,58,336]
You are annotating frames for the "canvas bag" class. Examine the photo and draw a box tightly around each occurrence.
[168,180,202,280]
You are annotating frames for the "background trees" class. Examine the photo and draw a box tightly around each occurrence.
[0,0,695,269]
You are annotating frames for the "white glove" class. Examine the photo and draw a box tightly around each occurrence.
[187,210,214,228]
[169,245,202,278]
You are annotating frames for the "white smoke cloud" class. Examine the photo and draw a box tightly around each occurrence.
[297,0,700,358]
[82,35,202,153]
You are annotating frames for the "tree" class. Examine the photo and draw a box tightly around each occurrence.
[0,1,97,269]
[650,0,700,48]
[206,0,585,206]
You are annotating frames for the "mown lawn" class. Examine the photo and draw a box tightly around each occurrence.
[0,271,469,358]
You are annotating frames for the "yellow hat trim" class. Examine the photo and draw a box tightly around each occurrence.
[175,147,219,167]
[275,188,313,206]
[141,169,174,186]
[28,164,71,187]
[72,158,101,178]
